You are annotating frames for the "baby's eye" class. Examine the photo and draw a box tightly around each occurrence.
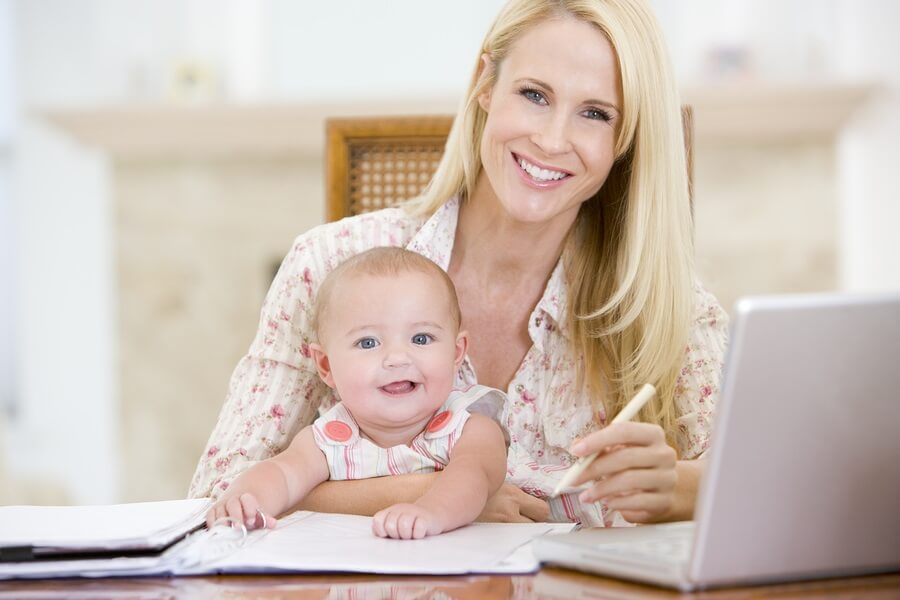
[356,337,379,349]
[411,333,433,345]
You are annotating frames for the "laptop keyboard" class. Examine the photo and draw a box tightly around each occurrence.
[612,534,692,564]
[588,524,693,566]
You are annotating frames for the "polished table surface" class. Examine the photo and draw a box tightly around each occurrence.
[2,569,899,598]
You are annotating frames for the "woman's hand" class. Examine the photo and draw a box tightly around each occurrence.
[568,422,678,523]
[477,483,550,523]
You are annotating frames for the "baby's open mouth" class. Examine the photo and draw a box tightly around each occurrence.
[379,380,418,395]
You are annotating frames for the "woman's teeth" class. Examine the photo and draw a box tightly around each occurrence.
[517,156,568,181]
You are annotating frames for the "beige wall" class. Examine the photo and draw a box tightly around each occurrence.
[117,156,322,500]
[694,140,837,312]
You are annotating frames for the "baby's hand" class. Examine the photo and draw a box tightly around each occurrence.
[372,503,446,540]
[206,492,278,531]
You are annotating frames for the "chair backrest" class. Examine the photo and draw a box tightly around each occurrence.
[325,108,692,222]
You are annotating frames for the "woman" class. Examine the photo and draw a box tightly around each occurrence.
[189,0,727,528]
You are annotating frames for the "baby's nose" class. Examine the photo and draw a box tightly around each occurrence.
[383,348,412,368]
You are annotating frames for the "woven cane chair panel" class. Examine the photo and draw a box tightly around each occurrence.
[348,139,445,215]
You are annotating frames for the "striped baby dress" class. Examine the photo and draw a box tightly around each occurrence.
[311,385,506,480]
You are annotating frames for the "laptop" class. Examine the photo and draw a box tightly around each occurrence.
[534,292,900,591]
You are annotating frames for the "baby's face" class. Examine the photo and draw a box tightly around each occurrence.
[314,271,466,434]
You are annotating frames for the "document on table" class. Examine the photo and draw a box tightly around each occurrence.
[179,511,574,576]
[0,506,574,579]
[0,498,211,557]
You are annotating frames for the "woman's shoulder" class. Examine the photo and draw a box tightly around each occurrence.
[691,280,729,330]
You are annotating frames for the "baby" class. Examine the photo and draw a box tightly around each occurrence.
[207,247,508,539]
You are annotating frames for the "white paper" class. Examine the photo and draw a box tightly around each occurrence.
[180,511,574,576]
[0,508,576,580]
[0,498,210,550]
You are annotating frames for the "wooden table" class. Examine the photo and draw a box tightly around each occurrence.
[1,569,898,598]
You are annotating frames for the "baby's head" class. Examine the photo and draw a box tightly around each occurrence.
[309,248,468,431]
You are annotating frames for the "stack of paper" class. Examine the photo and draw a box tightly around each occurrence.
[0,499,573,580]
[0,498,211,560]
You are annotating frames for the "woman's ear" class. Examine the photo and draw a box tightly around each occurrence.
[309,343,336,388]
[476,53,494,112]
[454,330,469,370]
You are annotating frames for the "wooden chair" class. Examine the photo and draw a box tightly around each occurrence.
[325,109,692,221]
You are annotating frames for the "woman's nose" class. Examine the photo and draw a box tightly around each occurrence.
[531,111,572,155]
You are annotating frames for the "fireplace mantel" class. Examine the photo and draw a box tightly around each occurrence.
[42,82,874,158]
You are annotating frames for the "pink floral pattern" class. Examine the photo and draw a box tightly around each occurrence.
[188,198,729,527]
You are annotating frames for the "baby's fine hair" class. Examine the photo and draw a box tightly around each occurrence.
[311,247,462,338]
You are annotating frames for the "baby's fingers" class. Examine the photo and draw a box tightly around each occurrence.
[372,508,390,538]
[237,494,263,529]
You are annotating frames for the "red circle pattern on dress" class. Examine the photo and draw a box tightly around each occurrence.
[323,420,353,442]
[426,411,452,433]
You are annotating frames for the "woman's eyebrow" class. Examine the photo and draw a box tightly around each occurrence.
[515,77,620,112]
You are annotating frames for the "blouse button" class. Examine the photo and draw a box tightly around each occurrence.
[515,383,524,393]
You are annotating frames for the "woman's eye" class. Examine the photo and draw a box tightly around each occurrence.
[520,88,547,105]
[411,333,432,345]
[584,107,612,122]
[356,337,379,349]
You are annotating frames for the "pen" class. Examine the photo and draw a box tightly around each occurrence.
[552,383,657,497]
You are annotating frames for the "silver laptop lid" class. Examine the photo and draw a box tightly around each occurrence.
[691,293,900,586]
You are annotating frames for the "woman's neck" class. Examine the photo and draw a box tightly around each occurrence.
[450,178,576,289]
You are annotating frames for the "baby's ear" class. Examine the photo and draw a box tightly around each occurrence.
[454,330,469,370]
[309,342,336,388]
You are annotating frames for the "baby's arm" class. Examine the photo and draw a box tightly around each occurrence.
[372,414,507,539]
[206,426,329,530]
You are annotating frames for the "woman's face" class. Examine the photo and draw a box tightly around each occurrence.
[477,16,621,228]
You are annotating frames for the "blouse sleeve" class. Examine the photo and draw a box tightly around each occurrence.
[672,283,730,459]
[188,210,417,499]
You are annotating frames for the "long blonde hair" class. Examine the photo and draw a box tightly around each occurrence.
[407,0,694,449]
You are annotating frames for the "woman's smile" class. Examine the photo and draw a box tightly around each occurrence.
[511,151,572,188]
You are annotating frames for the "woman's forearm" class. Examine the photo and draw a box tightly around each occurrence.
[663,459,705,522]
[291,473,438,517]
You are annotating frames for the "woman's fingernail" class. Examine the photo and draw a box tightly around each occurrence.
[571,441,585,455]
[579,491,591,503]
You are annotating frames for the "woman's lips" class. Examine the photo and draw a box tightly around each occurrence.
[511,152,572,189]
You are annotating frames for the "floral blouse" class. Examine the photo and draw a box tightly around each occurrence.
[188,197,729,527]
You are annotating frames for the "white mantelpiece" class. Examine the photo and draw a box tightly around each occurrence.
[44,82,874,157]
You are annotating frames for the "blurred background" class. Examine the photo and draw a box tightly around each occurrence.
[0,0,897,506]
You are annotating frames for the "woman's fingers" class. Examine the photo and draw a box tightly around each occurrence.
[478,483,550,523]
[575,444,677,487]
[514,486,551,522]
[580,466,676,503]
[572,422,665,457]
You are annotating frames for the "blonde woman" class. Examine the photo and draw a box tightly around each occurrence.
[190,0,727,528]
